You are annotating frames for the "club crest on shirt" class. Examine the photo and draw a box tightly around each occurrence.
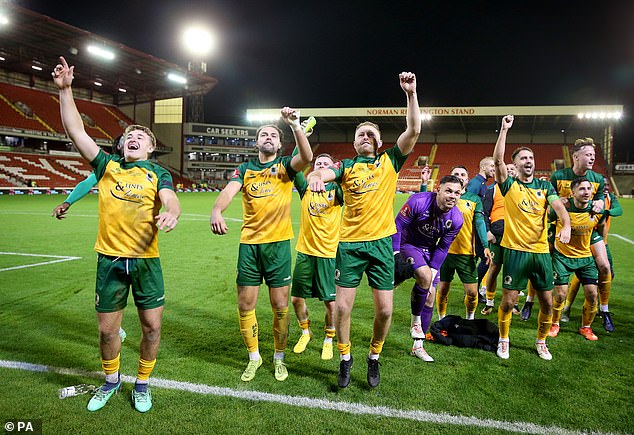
[146,172,154,183]
[445,220,453,229]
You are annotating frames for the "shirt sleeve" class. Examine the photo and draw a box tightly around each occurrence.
[157,166,174,191]
[593,176,605,201]
[393,197,415,251]
[545,181,560,205]
[90,149,115,181]
[473,202,489,249]
[606,194,622,217]
[384,145,408,173]
[65,172,97,205]
[230,163,246,186]
[466,177,481,196]
[482,187,494,231]
[294,171,308,198]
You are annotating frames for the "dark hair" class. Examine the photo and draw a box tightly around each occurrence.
[570,177,591,191]
[450,165,468,174]
[511,146,533,161]
[439,174,463,187]
[256,124,283,140]
[112,134,124,157]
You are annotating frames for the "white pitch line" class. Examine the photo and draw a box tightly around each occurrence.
[0,359,619,435]
[0,252,81,272]
[0,210,243,222]
[610,233,634,246]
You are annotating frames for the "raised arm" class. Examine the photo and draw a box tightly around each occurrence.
[210,181,242,235]
[396,72,421,156]
[280,107,313,172]
[493,115,514,184]
[52,57,99,162]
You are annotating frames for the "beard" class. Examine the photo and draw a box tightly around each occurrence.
[257,142,278,155]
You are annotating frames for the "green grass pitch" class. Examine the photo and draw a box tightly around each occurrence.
[0,193,632,434]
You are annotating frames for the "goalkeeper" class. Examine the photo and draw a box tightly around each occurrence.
[393,175,464,362]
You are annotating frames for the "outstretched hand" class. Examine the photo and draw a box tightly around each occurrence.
[51,202,70,220]
[155,211,178,232]
[51,56,74,89]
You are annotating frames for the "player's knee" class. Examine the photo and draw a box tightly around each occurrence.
[99,329,120,345]
[142,324,162,343]
[375,306,392,323]
[597,264,611,276]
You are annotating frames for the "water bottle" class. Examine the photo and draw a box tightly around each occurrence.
[58,384,95,399]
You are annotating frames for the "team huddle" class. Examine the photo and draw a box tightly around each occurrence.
[51,58,621,413]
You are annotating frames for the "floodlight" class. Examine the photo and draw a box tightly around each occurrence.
[167,72,187,84]
[118,88,127,93]
[31,65,42,71]
[86,44,115,61]
[246,112,280,123]
[0,15,8,25]
[94,81,103,87]
[182,25,217,57]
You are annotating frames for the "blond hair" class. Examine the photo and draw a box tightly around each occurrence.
[355,121,381,137]
[572,137,595,154]
[123,124,156,148]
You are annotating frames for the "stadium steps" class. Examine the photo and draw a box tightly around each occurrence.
[0,94,56,133]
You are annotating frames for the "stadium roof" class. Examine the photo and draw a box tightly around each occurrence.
[0,4,217,104]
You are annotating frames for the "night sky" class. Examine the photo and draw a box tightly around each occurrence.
[18,0,634,160]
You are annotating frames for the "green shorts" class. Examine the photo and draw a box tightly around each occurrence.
[552,250,598,286]
[490,242,504,266]
[292,252,336,301]
[590,229,603,245]
[336,237,394,290]
[95,254,165,313]
[502,248,554,291]
[237,241,292,287]
[439,254,478,284]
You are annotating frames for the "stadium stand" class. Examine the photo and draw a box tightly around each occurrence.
[0,83,135,140]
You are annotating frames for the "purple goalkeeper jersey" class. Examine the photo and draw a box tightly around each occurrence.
[393,192,463,270]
